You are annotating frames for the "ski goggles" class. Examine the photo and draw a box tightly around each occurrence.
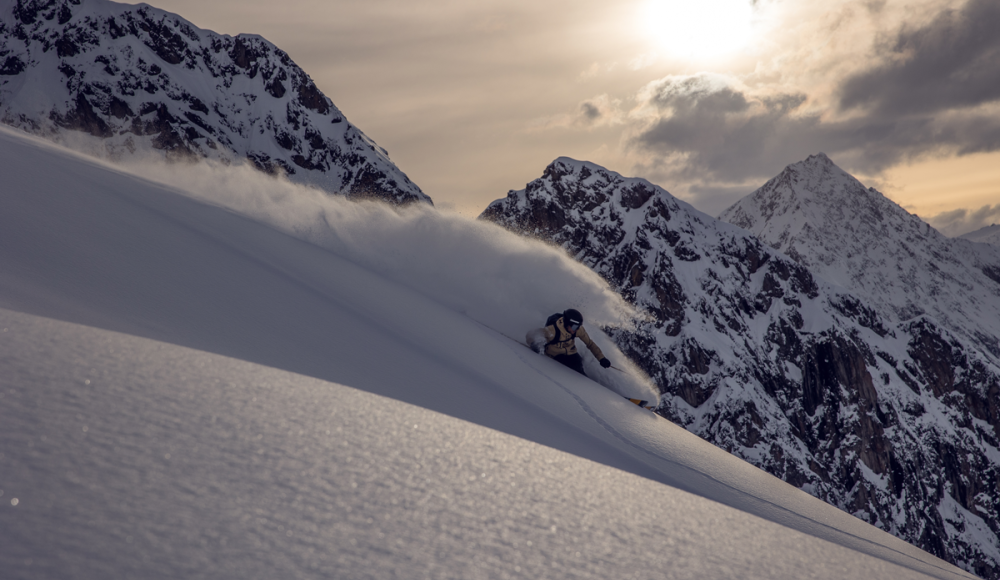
[566,320,582,331]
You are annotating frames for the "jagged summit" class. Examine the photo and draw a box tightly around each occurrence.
[547,156,606,172]
[721,152,924,261]
[491,157,684,213]
[481,157,720,254]
[0,0,430,205]
[540,156,652,187]
[720,154,1000,354]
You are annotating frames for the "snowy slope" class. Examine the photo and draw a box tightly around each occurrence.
[0,0,428,204]
[481,156,1000,579]
[0,127,975,579]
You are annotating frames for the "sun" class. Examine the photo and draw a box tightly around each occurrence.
[640,0,755,61]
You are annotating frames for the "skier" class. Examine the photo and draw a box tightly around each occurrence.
[526,308,611,376]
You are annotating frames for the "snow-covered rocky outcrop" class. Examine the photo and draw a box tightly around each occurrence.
[481,157,1000,579]
[0,0,429,205]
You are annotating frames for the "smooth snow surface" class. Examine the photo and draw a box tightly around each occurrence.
[0,127,976,579]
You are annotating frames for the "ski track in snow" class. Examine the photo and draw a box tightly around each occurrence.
[487,323,974,580]
[0,126,976,579]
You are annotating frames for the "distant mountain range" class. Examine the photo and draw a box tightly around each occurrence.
[961,224,1000,246]
[0,0,429,205]
[481,155,1000,579]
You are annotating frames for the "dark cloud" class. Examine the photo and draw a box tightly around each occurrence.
[559,95,622,129]
[580,101,603,122]
[839,0,1000,117]
[629,0,1000,192]
[648,75,753,114]
[633,76,832,180]
[632,75,818,182]
[863,0,888,14]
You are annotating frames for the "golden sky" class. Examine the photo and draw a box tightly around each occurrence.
[150,0,1000,235]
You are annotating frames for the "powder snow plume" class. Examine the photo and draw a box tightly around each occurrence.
[111,155,653,397]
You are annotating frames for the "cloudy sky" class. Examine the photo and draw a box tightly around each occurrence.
[152,0,999,235]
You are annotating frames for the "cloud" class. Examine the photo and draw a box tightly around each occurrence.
[838,0,1000,117]
[628,73,826,183]
[630,70,1000,188]
[925,204,1000,237]
[579,100,605,123]
[623,0,1000,204]
[573,95,625,128]
[113,154,639,340]
[530,94,624,131]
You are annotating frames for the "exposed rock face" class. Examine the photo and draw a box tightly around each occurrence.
[481,157,1000,579]
[0,0,430,205]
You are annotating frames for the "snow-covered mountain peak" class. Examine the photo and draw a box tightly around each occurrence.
[723,152,922,250]
[793,151,841,176]
[532,156,685,213]
[720,154,1000,351]
[485,157,731,254]
[776,152,849,199]
[0,0,430,205]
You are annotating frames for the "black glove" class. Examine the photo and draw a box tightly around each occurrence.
[600,358,611,369]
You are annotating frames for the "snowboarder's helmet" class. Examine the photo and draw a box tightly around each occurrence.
[563,309,583,327]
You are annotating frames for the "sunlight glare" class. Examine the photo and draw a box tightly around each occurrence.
[641,0,754,61]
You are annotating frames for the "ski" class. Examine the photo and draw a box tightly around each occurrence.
[626,397,655,411]
[624,397,672,420]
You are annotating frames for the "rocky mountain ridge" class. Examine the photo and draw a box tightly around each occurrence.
[0,0,429,205]
[720,153,1000,361]
[481,156,1000,579]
